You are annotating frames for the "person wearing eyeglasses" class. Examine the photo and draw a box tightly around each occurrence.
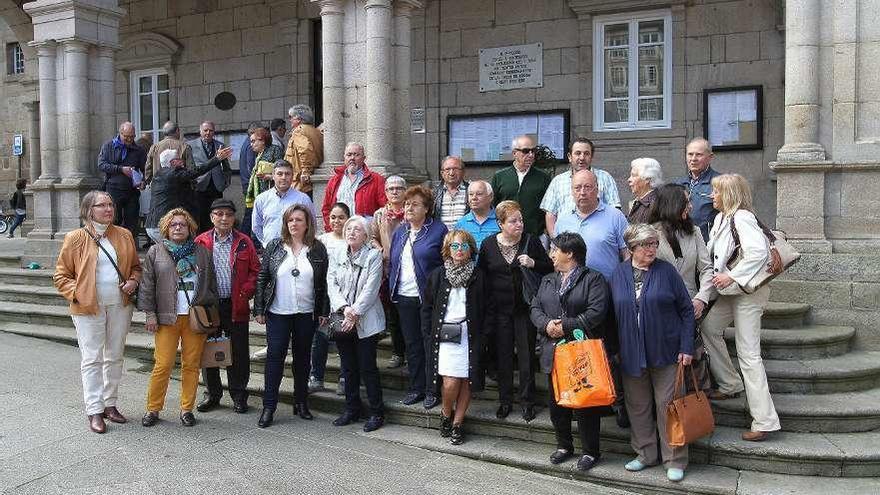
[489,135,552,237]
[432,156,470,228]
[423,229,490,445]
[609,223,695,483]
[139,208,218,428]
[253,204,330,428]
[54,191,142,434]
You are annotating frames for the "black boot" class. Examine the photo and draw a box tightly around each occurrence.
[294,402,314,420]
[440,412,453,438]
[257,408,275,428]
[450,424,464,445]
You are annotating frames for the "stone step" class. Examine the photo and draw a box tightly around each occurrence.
[4,321,879,478]
[0,283,69,306]
[760,302,811,329]
[761,352,880,394]
[723,325,855,360]
[0,300,146,331]
[711,388,880,433]
[0,268,55,286]
[0,255,21,269]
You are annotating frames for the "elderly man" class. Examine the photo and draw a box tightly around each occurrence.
[252,160,316,246]
[144,121,194,185]
[555,170,629,280]
[97,122,147,235]
[542,137,621,236]
[194,199,260,414]
[432,156,470,228]
[321,142,386,230]
[455,180,500,249]
[285,104,324,195]
[189,121,233,232]
[626,157,664,224]
[673,138,721,241]
[490,135,552,237]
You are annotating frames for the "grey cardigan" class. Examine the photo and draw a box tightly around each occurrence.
[326,246,385,339]
[654,224,715,304]
[138,243,219,325]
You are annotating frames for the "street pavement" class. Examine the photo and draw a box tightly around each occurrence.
[0,332,631,495]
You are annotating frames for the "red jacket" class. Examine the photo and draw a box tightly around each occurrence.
[194,228,260,323]
[322,164,386,231]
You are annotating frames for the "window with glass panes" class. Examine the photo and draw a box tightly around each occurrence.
[593,12,671,130]
[6,43,24,75]
[130,70,170,143]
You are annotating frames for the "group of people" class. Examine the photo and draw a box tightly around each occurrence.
[57,121,781,484]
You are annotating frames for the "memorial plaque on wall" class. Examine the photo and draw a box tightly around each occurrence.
[479,43,543,92]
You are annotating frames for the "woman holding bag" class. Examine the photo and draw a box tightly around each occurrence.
[139,208,218,427]
[700,174,780,442]
[530,232,610,471]
[244,127,284,209]
[609,223,694,482]
[326,215,386,432]
[54,191,142,434]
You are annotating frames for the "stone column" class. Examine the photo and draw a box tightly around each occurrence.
[27,41,59,240]
[23,101,41,184]
[59,40,92,182]
[314,0,346,166]
[392,1,422,178]
[92,45,117,158]
[364,0,394,170]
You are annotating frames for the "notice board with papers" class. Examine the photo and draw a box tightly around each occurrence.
[446,110,570,166]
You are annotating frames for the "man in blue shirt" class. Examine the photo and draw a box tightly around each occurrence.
[673,138,721,241]
[555,170,629,279]
[252,160,315,246]
[455,180,500,249]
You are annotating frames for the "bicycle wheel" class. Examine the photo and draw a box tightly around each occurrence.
[0,219,8,234]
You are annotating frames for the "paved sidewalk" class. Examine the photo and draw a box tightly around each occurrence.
[0,333,631,495]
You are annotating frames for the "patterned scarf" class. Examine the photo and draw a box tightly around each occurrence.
[444,259,475,288]
[163,239,197,278]
[559,266,584,296]
[386,205,404,222]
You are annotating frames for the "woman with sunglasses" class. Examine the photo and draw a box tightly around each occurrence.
[422,229,490,445]
[253,204,330,428]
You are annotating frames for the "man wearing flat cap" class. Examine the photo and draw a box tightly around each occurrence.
[193,198,260,413]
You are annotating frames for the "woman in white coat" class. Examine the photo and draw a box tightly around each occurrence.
[326,215,386,432]
[700,174,780,442]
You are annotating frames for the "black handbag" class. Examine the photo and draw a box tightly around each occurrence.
[439,322,462,344]
[318,265,363,341]
[518,234,541,304]
[84,228,138,305]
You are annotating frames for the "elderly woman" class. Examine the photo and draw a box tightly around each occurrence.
[54,191,141,434]
[327,215,386,432]
[626,157,664,223]
[244,127,285,209]
[530,232,610,471]
[701,174,780,442]
[310,201,351,394]
[371,175,407,369]
[254,204,330,428]
[422,230,489,445]
[478,200,552,422]
[139,208,217,428]
[649,184,715,392]
[389,185,448,409]
[610,224,694,482]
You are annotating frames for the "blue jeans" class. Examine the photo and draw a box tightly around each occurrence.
[337,333,384,416]
[8,213,25,236]
[310,330,330,382]
[263,312,315,409]
[395,296,425,395]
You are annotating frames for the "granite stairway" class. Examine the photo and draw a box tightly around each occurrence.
[1,258,879,492]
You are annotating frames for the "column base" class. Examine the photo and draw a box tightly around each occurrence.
[776,142,827,163]
[22,236,65,269]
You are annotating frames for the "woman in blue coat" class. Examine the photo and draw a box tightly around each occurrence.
[609,223,695,483]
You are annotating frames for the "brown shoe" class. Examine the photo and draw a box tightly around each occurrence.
[708,390,740,400]
[742,430,769,442]
[88,414,106,434]
[103,406,127,424]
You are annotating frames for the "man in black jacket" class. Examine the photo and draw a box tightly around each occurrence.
[97,122,146,236]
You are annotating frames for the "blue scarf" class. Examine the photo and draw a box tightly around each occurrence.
[112,135,128,162]
[163,239,197,278]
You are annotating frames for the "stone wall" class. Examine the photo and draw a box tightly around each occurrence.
[410,0,785,220]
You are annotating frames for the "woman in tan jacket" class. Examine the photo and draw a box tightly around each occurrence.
[54,190,142,434]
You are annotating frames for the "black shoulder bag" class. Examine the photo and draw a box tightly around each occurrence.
[517,234,542,304]
[84,228,138,305]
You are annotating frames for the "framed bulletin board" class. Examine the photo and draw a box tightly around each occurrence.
[447,110,570,166]
[703,86,763,151]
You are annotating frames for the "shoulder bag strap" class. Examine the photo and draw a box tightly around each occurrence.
[84,228,126,285]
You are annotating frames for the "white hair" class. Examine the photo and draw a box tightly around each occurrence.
[468,180,493,197]
[343,215,370,238]
[511,135,534,149]
[624,223,661,249]
[630,157,664,188]
[159,149,178,169]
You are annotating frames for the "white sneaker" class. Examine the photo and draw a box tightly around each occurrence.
[336,377,346,396]
[308,378,325,393]
[251,347,268,360]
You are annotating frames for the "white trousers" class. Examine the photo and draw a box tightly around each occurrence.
[701,286,781,432]
[71,303,134,415]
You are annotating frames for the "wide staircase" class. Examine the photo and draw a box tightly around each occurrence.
[1,253,879,494]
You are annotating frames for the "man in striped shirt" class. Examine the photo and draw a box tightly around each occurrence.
[432,156,470,228]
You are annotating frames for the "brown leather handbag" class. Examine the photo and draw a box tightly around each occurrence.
[178,272,221,334]
[666,363,715,447]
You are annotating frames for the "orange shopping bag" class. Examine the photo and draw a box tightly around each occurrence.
[551,330,616,408]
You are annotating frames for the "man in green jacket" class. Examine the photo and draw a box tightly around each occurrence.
[490,135,552,237]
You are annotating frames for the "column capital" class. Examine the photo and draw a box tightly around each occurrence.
[365,0,392,11]
[393,0,422,16]
[58,38,92,53]
[311,0,344,16]
[28,40,57,56]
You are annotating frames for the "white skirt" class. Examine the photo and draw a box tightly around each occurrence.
[438,322,469,378]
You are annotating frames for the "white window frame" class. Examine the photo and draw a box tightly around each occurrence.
[130,68,170,143]
[593,10,672,131]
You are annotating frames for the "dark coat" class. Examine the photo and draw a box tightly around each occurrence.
[145,159,221,228]
[97,138,147,192]
[253,237,330,320]
[421,266,490,391]
[490,165,552,236]
[609,259,695,377]
[530,268,610,374]
[477,233,553,312]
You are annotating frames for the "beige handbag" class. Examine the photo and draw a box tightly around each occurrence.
[722,214,800,295]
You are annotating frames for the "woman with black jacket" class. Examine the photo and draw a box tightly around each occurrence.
[253,204,330,428]
[530,232,611,472]
[477,200,552,422]
[422,229,491,445]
